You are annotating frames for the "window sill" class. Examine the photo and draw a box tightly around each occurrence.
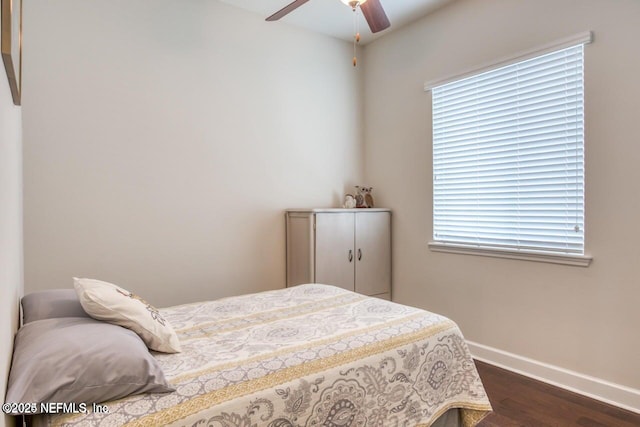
[428,242,592,267]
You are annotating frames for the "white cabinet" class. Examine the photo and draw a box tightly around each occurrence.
[285,209,391,299]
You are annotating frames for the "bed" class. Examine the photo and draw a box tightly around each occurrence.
[12,283,491,427]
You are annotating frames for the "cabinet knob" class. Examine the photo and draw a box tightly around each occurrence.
[358,248,362,261]
[348,250,353,262]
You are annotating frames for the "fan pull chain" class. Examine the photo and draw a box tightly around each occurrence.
[352,3,360,66]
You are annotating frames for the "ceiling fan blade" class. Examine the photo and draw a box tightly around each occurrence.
[266,0,311,21]
[360,0,390,33]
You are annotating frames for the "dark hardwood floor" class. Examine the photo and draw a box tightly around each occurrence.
[474,360,640,427]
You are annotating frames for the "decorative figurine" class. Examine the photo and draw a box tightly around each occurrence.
[343,194,356,209]
[364,187,374,208]
[355,186,374,208]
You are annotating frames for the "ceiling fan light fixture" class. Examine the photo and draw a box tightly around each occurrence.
[266,0,389,66]
[340,0,368,7]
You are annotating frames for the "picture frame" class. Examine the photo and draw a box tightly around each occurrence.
[1,0,22,105]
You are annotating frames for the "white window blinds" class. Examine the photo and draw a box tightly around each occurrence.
[432,44,585,255]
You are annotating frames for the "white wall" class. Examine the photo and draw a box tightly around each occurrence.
[22,0,363,306]
[363,0,640,393]
[0,13,23,427]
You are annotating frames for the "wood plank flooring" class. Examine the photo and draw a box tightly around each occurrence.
[474,360,640,427]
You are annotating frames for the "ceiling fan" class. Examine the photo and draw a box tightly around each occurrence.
[266,0,391,34]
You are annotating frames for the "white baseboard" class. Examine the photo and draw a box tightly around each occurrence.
[467,340,640,414]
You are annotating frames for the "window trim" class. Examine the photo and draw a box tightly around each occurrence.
[428,241,592,267]
[426,32,594,266]
[424,31,593,92]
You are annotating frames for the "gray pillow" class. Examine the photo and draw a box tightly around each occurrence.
[5,317,174,412]
[21,289,89,324]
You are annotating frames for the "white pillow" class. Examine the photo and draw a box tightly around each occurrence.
[73,278,181,353]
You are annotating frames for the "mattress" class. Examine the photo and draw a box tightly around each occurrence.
[38,284,491,426]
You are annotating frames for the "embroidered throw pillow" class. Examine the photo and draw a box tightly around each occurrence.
[73,277,181,353]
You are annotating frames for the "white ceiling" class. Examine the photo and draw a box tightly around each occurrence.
[219,0,455,45]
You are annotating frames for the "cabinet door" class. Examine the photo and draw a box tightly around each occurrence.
[355,212,391,296]
[286,212,315,287]
[315,213,355,291]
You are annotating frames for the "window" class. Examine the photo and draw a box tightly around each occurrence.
[429,39,591,265]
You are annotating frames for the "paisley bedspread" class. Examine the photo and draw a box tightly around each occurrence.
[42,284,491,427]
